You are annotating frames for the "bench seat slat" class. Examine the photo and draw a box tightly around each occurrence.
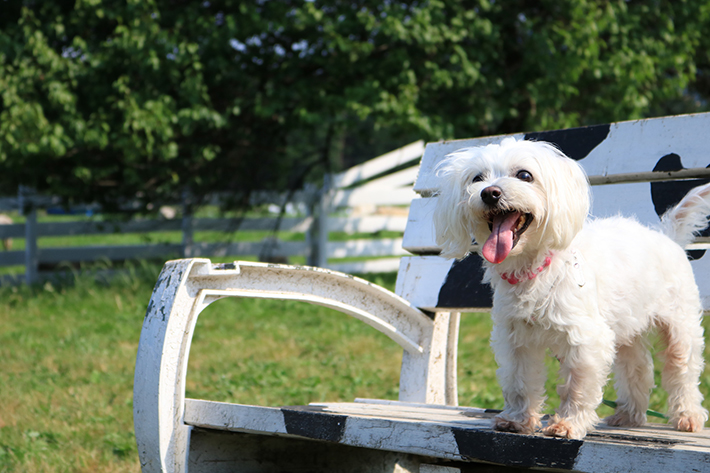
[183,398,710,473]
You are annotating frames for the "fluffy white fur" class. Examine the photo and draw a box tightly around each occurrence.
[434,137,710,439]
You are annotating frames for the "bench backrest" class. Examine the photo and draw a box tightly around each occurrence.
[395,113,710,312]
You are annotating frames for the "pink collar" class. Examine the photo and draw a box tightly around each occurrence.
[499,255,553,285]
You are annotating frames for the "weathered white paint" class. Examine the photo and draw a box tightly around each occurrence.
[401,197,439,255]
[181,399,710,473]
[349,399,489,415]
[134,258,458,473]
[395,257,457,311]
[184,400,288,436]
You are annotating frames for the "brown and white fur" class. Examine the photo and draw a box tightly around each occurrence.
[434,138,710,439]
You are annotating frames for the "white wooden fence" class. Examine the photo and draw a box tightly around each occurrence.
[0,142,424,284]
[315,140,424,273]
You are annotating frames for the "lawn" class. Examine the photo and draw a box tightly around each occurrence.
[1,262,710,472]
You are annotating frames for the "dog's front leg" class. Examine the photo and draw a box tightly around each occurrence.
[491,322,547,435]
[543,339,614,439]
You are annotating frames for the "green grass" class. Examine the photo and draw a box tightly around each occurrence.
[2,263,710,471]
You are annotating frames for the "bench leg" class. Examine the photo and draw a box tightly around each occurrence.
[400,311,460,405]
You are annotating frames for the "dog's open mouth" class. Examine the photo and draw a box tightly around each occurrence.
[482,210,533,264]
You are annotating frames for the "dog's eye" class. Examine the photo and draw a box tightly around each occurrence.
[472,174,484,183]
[516,170,533,182]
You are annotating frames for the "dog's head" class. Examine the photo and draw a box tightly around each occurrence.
[433,138,590,263]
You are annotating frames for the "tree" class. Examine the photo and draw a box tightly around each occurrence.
[1,1,708,208]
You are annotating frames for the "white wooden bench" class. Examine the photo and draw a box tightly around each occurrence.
[134,113,710,473]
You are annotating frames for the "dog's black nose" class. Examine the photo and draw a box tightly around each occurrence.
[481,186,502,206]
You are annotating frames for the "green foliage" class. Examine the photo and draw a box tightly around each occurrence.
[1,1,709,207]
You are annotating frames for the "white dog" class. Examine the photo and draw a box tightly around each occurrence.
[434,137,710,439]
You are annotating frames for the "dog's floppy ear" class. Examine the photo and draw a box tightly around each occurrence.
[540,148,590,249]
[434,157,475,259]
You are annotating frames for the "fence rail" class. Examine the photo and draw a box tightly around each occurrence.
[0,142,425,285]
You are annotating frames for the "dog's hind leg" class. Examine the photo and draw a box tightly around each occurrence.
[657,315,708,432]
[543,326,615,439]
[605,338,654,427]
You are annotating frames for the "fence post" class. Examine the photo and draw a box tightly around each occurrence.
[19,186,38,285]
[181,189,194,258]
[305,184,318,267]
[313,174,332,268]
[306,179,331,268]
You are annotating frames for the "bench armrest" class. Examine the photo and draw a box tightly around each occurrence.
[133,258,459,473]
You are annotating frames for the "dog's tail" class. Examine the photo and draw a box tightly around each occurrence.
[660,182,710,247]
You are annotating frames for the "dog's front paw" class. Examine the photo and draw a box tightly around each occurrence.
[542,415,585,439]
[673,414,705,433]
[492,415,540,435]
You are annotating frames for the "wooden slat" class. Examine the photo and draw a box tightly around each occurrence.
[0,198,16,212]
[37,244,182,263]
[332,187,416,208]
[332,141,425,189]
[13,240,308,265]
[0,223,24,239]
[38,220,182,236]
[359,166,419,189]
[328,215,408,233]
[402,181,710,255]
[189,241,309,258]
[0,251,25,266]
[395,256,462,311]
[0,217,312,239]
[415,113,710,195]
[401,198,438,254]
[328,258,402,274]
[183,399,710,473]
[589,167,710,186]
[194,217,312,233]
[326,238,406,259]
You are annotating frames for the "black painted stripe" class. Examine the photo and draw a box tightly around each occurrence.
[436,253,492,309]
[525,124,611,161]
[452,428,582,470]
[282,407,347,443]
[651,153,710,261]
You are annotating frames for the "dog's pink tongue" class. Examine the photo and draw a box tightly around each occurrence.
[482,212,520,264]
